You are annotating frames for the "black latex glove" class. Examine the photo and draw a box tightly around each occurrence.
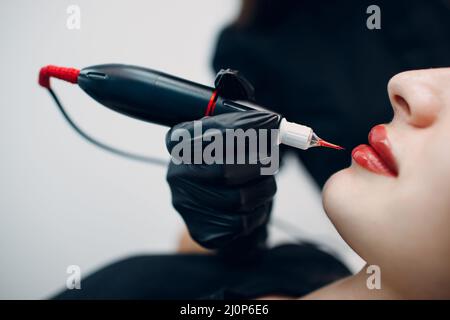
[166,110,280,261]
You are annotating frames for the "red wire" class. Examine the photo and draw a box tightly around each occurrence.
[205,90,218,116]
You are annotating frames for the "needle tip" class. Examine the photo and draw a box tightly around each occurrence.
[318,139,345,150]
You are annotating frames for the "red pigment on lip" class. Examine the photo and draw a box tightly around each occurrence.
[352,144,396,177]
[368,125,398,175]
[318,139,345,150]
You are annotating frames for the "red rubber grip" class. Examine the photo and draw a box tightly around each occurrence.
[39,65,80,88]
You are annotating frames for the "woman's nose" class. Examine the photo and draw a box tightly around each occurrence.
[387,70,442,128]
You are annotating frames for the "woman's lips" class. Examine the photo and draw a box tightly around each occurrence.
[351,125,398,177]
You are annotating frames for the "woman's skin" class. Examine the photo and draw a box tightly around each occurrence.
[303,68,450,299]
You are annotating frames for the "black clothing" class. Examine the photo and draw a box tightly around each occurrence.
[54,244,350,299]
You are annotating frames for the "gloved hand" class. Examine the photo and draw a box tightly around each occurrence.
[165,110,280,260]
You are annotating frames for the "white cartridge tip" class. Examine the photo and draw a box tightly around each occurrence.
[278,118,313,150]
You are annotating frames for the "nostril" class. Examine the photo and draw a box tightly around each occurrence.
[393,95,411,116]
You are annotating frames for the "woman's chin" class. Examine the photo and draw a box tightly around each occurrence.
[322,160,382,219]
[322,167,354,219]
[322,163,392,259]
[322,166,372,260]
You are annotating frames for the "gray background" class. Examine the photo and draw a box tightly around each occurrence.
[0,0,364,299]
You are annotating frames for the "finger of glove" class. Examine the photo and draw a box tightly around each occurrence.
[168,171,276,212]
[167,161,269,186]
[173,199,272,249]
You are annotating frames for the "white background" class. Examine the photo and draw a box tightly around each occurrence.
[0,0,363,299]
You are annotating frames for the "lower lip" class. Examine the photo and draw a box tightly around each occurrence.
[352,144,395,176]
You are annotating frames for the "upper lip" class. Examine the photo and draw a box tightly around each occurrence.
[368,124,398,176]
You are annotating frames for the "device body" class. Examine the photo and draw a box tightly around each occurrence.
[38,63,343,150]
[77,64,270,127]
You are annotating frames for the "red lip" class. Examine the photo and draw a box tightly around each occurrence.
[351,125,398,177]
